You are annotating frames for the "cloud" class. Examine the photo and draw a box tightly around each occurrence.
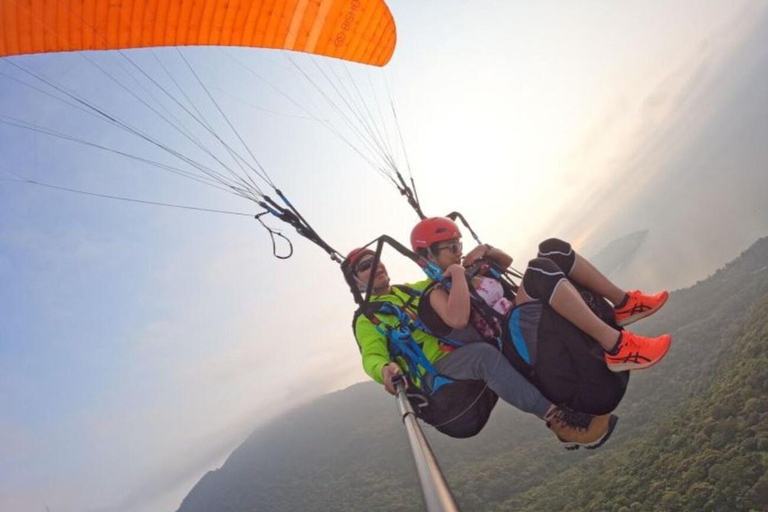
[0,421,37,465]
[541,5,768,256]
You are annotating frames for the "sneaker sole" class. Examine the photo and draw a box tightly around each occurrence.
[606,337,672,372]
[615,293,669,327]
[562,415,620,451]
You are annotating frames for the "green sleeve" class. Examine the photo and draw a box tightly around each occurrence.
[354,314,392,384]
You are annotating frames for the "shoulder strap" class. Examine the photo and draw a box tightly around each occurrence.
[392,284,420,296]
[352,299,452,395]
[391,284,423,313]
[351,301,389,350]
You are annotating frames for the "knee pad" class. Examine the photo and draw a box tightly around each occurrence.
[522,257,567,302]
[538,238,575,275]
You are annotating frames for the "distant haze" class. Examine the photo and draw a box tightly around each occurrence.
[548,7,768,291]
[587,230,648,278]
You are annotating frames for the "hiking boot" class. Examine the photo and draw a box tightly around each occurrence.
[605,331,672,372]
[545,407,618,450]
[614,290,669,327]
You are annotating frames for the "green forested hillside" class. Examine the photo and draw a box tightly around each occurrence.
[176,239,768,512]
[500,294,768,512]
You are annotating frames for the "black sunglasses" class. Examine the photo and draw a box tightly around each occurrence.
[355,258,375,274]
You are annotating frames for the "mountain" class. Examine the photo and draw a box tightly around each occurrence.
[500,293,768,512]
[588,230,649,278]
[176,238,768,512]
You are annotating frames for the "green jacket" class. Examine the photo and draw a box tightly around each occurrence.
[353,279,449,387]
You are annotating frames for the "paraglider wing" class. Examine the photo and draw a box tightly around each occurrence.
[0,0,396,66]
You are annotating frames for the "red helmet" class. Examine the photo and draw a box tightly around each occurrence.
[344,247,375,268]
[410,217,462,251]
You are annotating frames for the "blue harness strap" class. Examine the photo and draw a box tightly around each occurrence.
[373,302,460,395]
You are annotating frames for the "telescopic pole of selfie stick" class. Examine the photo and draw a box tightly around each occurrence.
[394,378,461,512]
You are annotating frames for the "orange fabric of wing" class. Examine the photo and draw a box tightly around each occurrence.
[0,0,396,66]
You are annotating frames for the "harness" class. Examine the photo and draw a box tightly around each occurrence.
[353,285,462,395]
[345,236,513,435]
[345,236,507,399]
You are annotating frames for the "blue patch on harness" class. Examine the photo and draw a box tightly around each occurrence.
[509,308,532,365]
[431,375,453,393]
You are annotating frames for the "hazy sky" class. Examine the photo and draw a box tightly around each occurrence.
[1,2,767,512]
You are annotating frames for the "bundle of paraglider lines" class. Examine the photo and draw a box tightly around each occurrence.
[0,0,437,258]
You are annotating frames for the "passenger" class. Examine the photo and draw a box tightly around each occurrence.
[410,217,671,415]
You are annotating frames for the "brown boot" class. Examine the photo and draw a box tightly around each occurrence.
[545,407,619,450]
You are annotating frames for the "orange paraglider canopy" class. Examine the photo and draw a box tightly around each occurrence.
[0,0,396,66]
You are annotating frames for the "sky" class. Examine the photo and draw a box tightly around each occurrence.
[1,1,767,511]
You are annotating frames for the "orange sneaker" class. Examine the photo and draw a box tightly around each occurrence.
[605,331,672,371]
[614,290,669,327]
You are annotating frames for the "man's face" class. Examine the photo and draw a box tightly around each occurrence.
[354,255,390,291]
[431,238,463,270]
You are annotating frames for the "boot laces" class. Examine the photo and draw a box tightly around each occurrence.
[620,332,642,350]
[550,408,593,431]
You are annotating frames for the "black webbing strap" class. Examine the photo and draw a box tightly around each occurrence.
[446,211,482,246]
[394,171,426,220]
[341,235,444,307]
[258,190,344,263]
[446,210,523,292]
